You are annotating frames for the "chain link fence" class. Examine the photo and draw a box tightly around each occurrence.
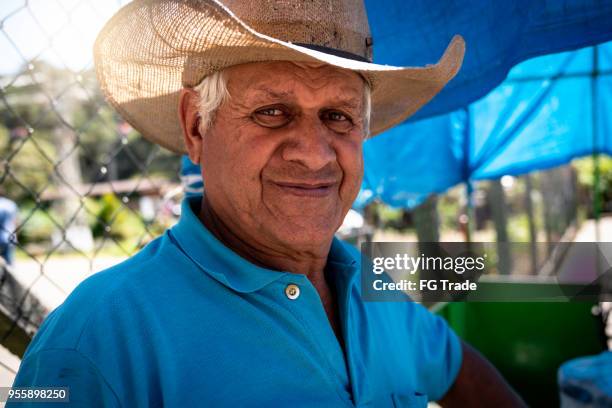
[0,0,184,381]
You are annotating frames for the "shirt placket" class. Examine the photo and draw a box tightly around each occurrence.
[332,264,375,407]
[275,274,355,407]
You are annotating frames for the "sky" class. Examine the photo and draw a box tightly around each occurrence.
[0,0,129,75]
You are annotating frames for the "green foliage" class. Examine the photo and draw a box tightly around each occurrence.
[73,105,118,156]
[16,203,59,245]
[1,64,179,198]
[438,189,462,231]
[0,62,180,257]
[573,155,612,192]
[370,203,408,231]
[89,194,147,241]
[507,213,531,242]
[0,125,57,200]
[0,126,6,149]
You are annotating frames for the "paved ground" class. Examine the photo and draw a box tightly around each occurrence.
[573,216,612,242]
[10,256,125,312]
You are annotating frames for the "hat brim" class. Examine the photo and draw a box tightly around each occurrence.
[94,0,466,154]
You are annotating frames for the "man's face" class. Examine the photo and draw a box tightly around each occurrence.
[195,61,366,249]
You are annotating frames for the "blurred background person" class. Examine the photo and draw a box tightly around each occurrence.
[0,194,17,266]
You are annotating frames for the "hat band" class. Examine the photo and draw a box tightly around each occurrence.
[294,43,371,63]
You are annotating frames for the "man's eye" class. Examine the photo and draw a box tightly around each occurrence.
[326,111,349,121]
[252,106,291,128]
[322,110,354,133]
[257,108,284,116]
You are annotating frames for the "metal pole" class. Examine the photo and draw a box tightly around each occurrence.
[524,174,538,274]
[465,181,474,243]
[591,45,601,245]
[462,107,473,244]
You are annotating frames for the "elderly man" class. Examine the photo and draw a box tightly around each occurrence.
[10,0,524,407]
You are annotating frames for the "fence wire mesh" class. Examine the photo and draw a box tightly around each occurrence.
[0,0,181,371]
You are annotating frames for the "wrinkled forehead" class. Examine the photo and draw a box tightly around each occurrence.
[224,61,366,104]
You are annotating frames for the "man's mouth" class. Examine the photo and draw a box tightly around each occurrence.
[272,181,337,198]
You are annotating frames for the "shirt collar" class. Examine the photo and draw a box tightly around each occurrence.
[169,196,359,293]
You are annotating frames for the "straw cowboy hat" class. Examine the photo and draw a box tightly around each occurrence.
[94,0,465,154]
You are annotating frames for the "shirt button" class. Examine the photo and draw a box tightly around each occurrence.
[285,284,300,300]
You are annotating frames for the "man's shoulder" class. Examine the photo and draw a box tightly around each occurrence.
[23,232,178,357]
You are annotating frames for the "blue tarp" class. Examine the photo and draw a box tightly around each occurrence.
[358,42,612,208]
[365,0,612,120]
[356,0,612,208]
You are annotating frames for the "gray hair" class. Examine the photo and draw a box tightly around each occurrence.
[194,70,372,137]
[194,71,229,136]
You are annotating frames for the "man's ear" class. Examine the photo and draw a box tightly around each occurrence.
[178,88,202,164]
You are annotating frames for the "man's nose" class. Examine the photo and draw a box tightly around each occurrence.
[280,118,336,171]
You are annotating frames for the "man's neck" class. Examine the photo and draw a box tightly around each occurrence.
[197,195,346,346]
[197,195,331,284]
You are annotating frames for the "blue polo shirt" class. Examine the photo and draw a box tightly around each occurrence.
[10,197,462,407]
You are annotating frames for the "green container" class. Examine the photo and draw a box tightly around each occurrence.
[435,283,606,406]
